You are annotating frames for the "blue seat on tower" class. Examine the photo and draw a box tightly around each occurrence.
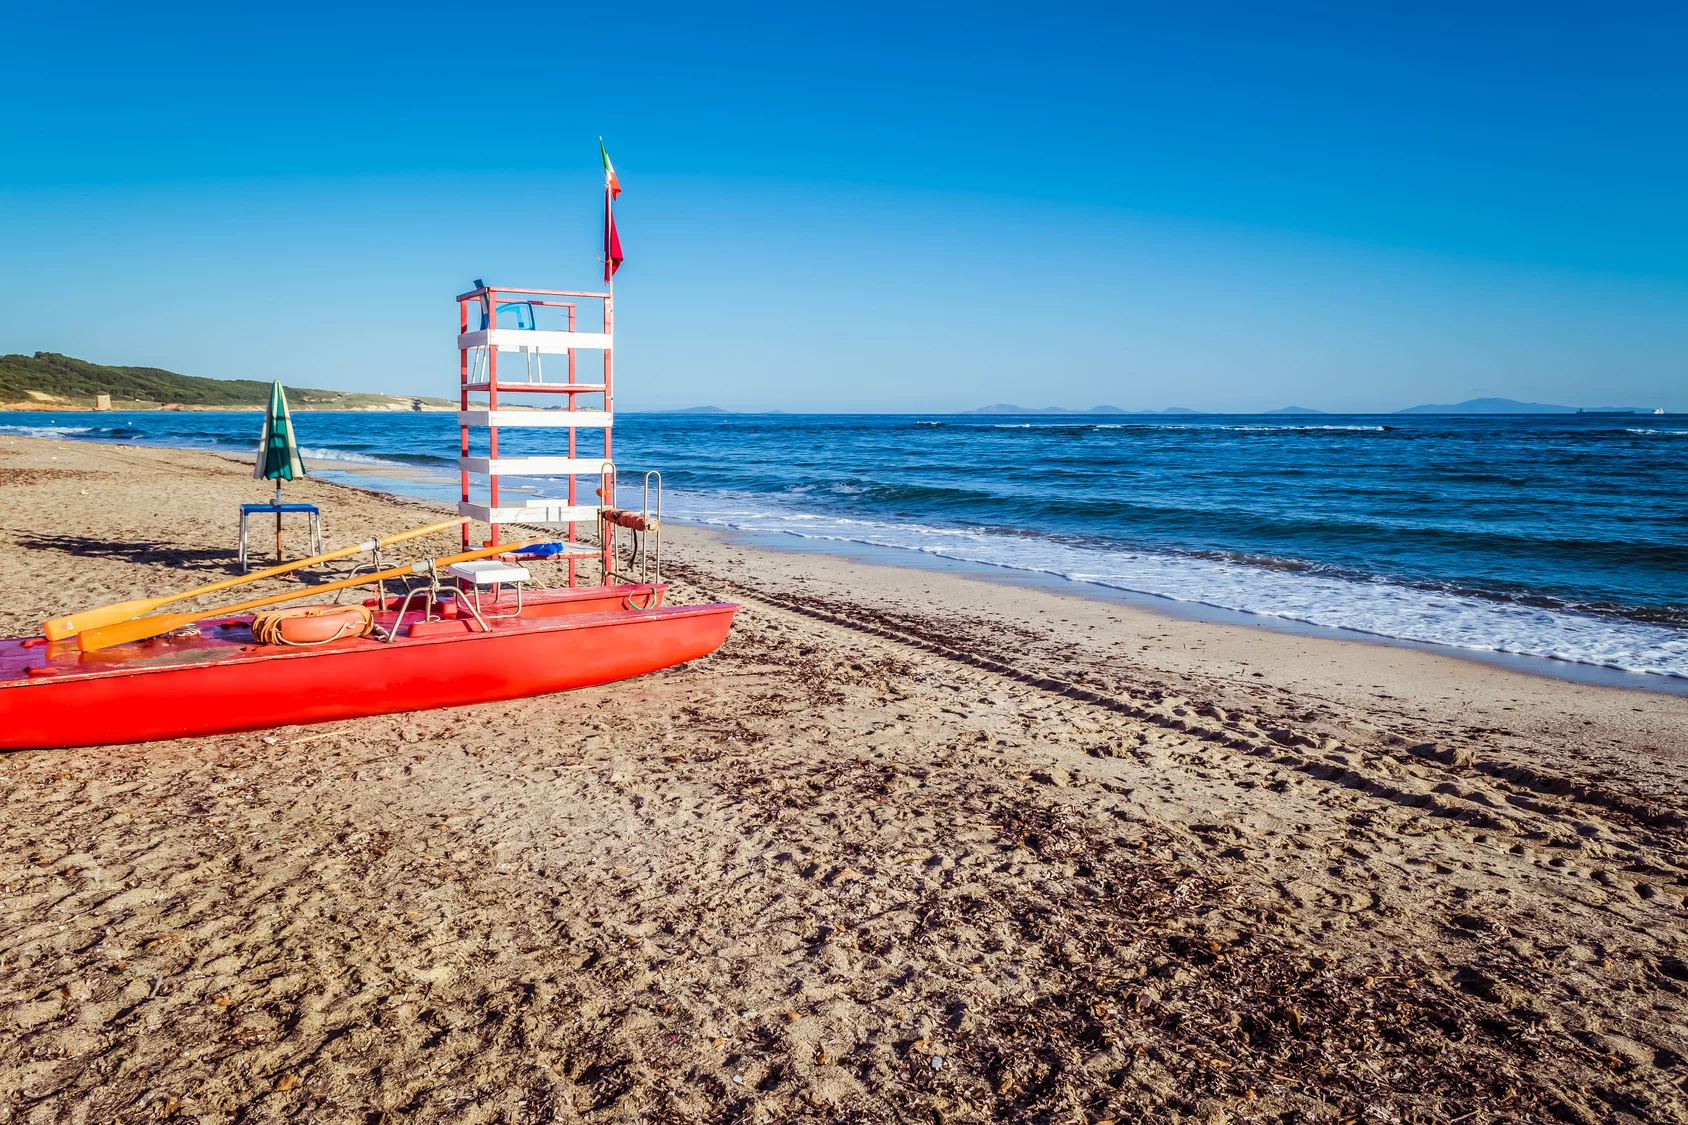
[479,301,536,331]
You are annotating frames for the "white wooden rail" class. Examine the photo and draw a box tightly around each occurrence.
[457,410,612,429]
[456,329,613,353]
[458,456,615,476]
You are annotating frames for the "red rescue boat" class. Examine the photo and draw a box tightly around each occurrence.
[0,584,737,750]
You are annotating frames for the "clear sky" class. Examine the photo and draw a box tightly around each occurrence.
[2,1,1684,412]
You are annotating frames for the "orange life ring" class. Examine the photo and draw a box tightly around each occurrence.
[251,604,374,646]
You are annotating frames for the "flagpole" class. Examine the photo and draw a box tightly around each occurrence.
[604,182,615,583]
[598,140,620,588]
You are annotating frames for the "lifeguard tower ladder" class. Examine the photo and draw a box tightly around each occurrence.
[456,283,614,584]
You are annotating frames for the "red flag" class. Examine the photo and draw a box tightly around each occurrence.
[603,187,623,282]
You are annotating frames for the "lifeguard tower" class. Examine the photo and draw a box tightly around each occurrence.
[455,283,617,585]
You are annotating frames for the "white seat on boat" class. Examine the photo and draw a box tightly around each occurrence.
[448,560,531,619]
[448,560,531,585]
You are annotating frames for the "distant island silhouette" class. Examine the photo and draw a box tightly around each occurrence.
[1395,397,1656,414]
[965,404,1201,415]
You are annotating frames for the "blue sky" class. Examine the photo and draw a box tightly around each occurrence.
[2,1,1684,412]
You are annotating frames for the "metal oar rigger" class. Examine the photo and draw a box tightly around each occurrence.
[75,537,546,652]
[41,518,470,641]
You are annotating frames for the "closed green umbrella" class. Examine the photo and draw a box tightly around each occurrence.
[253,381,307,559]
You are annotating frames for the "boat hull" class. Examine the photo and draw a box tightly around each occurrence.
[0,586,737,750]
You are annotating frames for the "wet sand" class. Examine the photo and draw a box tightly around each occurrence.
[3,436,1688,1124]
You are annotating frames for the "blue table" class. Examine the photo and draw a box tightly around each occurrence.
[239,503,324,572]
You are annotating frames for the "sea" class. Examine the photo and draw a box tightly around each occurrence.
[4,410,1685,684]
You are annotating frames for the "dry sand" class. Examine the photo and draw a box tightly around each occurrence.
[3,436,1687,1124]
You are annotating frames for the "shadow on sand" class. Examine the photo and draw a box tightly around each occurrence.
[14,533,342,584]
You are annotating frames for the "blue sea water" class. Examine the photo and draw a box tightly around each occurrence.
[4,410,1685,680]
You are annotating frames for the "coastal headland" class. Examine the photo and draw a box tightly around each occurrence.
[0,352,456,413]
[3,436,1687,1122]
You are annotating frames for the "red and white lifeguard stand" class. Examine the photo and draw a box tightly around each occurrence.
[455,283,615,584]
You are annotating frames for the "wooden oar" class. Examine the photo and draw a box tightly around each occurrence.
[43,517,470,641]
[77,537,545,652]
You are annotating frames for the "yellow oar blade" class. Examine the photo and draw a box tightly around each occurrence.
[78,609,206,649]
[77,538,544,653]
[42,597,173,642]
[42,517,468,641]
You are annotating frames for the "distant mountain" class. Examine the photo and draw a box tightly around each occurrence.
[1397,397,1574,414]
[967,403,1096,415]
[965,403,1193,415]
[1396,397,1576,414]
[1265,406,1326,415]
[662,405,728,414]
[1396,397,1663,415]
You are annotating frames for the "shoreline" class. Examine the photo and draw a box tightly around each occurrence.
[707,524,1688,697]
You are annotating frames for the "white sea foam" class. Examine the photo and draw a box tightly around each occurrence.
[1626,428,1688,436]
[1219,424,1388,432]
[0,424,96,438]
[297,446,406,466]
[655,488,1688,679]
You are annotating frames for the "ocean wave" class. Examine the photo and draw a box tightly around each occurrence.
[297,447,408,466]
[1083,423,1389,432]
[656,489,1688,680]
[1626,428,1688,436]
[0,424,96,438]
[1220,424,1389,432]
[981,422,1128,430]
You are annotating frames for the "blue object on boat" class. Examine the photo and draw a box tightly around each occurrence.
[506,541,571,558]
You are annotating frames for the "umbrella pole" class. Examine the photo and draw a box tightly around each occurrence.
[274,484,284,562]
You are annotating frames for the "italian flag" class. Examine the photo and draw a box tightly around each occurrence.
[600,140,621,200]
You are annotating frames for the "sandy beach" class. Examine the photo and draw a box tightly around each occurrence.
[4,435,1687,1124]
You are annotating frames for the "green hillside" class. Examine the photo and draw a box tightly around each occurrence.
[0,352,454,411]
